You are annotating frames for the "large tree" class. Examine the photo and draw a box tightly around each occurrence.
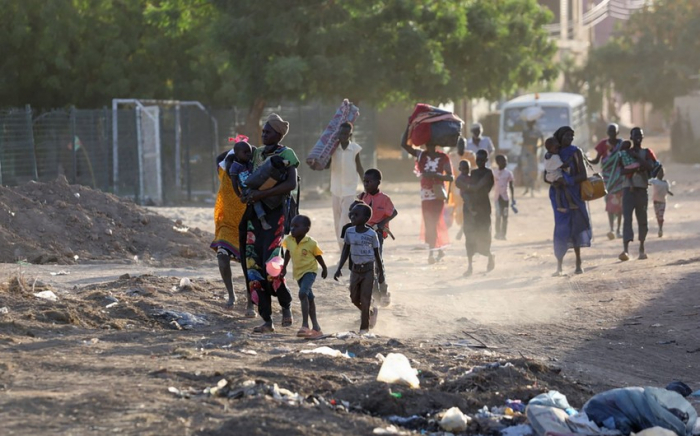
[589,0,700,111]
[0,0,216,108]
[211,0,557,136]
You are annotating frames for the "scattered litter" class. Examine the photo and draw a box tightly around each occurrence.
[50,270,70,276]
[105,302,118,309]
[529,390,577,416]
[173,225,189,233]
[178,277,192,290]
[74,192,80,198]
[501,423,534,436]
[651,323,662,328]
[82,338,99,346]
[239,349,257,355]
[74,255,79,261]
[376,353,420,388]
[373,425,409,435]
[0,307,9,314]
[439,406,471,432]
[300,346,350,358]
[387,415,427,428]
[34,290,58,301]
[105,296,119,304]
[657,340,677,345]
[150,309,208,329]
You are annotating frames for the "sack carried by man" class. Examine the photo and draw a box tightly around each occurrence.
[581,173,607,201]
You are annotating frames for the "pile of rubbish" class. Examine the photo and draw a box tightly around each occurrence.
[165,350,700,436]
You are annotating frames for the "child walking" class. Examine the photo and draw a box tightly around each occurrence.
[358,169,397,306]
[281,215,328,339]
[543,137,577,213]
[492,154,515,240]
[228,140,272,230]
[334,203,385,334]
[650,167,673,238]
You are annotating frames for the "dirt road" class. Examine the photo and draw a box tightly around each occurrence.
[1,137,699,434]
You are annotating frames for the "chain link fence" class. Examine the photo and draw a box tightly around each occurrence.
[0,103,377,204]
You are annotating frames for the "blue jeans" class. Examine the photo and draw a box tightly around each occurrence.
[297,272,317,301]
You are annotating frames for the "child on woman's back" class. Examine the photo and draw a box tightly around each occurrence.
[544,137,577,213]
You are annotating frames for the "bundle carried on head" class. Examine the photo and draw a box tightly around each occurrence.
[406,104,464,147]
[306,99,360,170]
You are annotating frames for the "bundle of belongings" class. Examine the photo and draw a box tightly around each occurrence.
[306,99,360,170]
[405,103,464,147]
[527,384,699,436]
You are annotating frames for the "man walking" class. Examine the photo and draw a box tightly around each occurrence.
[619,127,657,261]
[329,122,364,250]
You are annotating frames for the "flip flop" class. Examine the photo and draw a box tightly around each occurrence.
[296,327,311,337]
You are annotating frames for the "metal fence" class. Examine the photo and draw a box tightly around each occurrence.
[0,102,377,204]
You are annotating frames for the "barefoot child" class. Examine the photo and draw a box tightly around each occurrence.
[492,154,515,240]
[544,137,577,213]
[228,141,272,230]
[358,169,397,306]
[281,215,328,338]
[334,203,385,334]
[650,167,673,237]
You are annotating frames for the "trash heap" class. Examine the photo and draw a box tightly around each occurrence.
[163,346,700,436]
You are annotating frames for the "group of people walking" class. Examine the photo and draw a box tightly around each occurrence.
[210,110,670,335]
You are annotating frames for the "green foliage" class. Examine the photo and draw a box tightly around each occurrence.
[212,0,557,108]
[0,0,557,111]
[589,0,700,110]
[0,0,216,108]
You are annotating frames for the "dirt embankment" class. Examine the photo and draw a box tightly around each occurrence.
[0,177,214,265]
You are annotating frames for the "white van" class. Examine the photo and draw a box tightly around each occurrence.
[498,92,590,163]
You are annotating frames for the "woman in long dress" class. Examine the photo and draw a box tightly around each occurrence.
[401,129,455,264]
[239,114,299,333]
[546,126,591,275]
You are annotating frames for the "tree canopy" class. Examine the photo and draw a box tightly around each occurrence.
[588,0,700,111]
[1,0,557,125]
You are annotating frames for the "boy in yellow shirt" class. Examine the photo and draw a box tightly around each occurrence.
[281,215,328,338]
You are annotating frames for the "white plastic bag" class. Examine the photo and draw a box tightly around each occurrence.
[300,346,349,358]
[376,353,420,388]
[439,407,471,432]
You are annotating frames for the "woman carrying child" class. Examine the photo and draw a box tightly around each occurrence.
[545,127,591,276]
[456,150,495,276]
[239,114,299,333]
[401,129,455,264]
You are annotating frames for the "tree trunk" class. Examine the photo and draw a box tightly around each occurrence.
[240,97,266,143]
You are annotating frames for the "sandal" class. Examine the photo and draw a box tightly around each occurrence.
[305,329,324,339]
[296,327,311,337]
[253,323,275,333]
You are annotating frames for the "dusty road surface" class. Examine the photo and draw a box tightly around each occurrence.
[1,137,699,434]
